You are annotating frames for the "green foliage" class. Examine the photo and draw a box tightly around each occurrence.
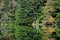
[1,0,60,40]
[14,26,42,40]
[13,0,47,40]
[51,0,60,40]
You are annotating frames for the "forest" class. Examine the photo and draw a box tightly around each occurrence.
[0,0,60,40]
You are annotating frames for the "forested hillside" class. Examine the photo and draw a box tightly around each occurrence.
[0,0,60,40]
